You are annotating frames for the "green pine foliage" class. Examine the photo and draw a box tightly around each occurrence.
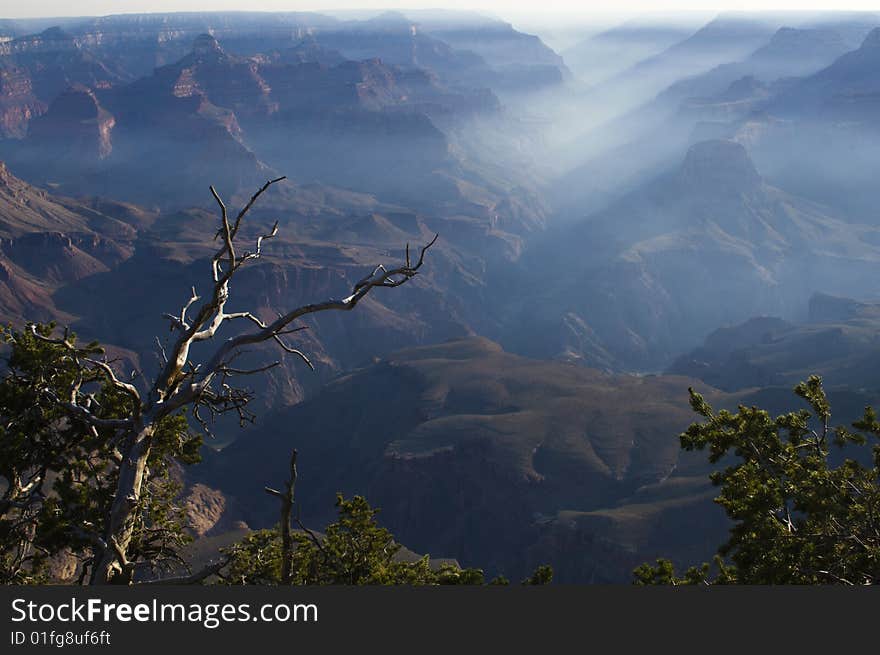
[635,376,880,585]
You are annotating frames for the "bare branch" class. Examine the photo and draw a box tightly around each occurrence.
[271,335,314,370]
[209,186,229,239]
[219,361,281,376]
[43,388,133,430]
[198,233,439,380]
[295,508,326,558]
[230,176,287,238]
[142,555,232,585]
[415,233,440,268]
[155,336,168,365]
[223,311,268,329]
[243,221,279,261]
[165,287,201,332]
[85,358,141,409]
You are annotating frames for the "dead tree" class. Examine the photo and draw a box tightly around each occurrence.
[264,449,297,584]
[33,176,438,584]
[264,449,328,585]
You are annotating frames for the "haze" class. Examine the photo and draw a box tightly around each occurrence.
[6,1,880,19]
[3,4,880,584]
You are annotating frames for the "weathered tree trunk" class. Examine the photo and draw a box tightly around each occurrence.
[91,422,154,584]
[279,492,294,585]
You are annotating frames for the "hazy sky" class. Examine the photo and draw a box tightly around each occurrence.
[4,1,880,20]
